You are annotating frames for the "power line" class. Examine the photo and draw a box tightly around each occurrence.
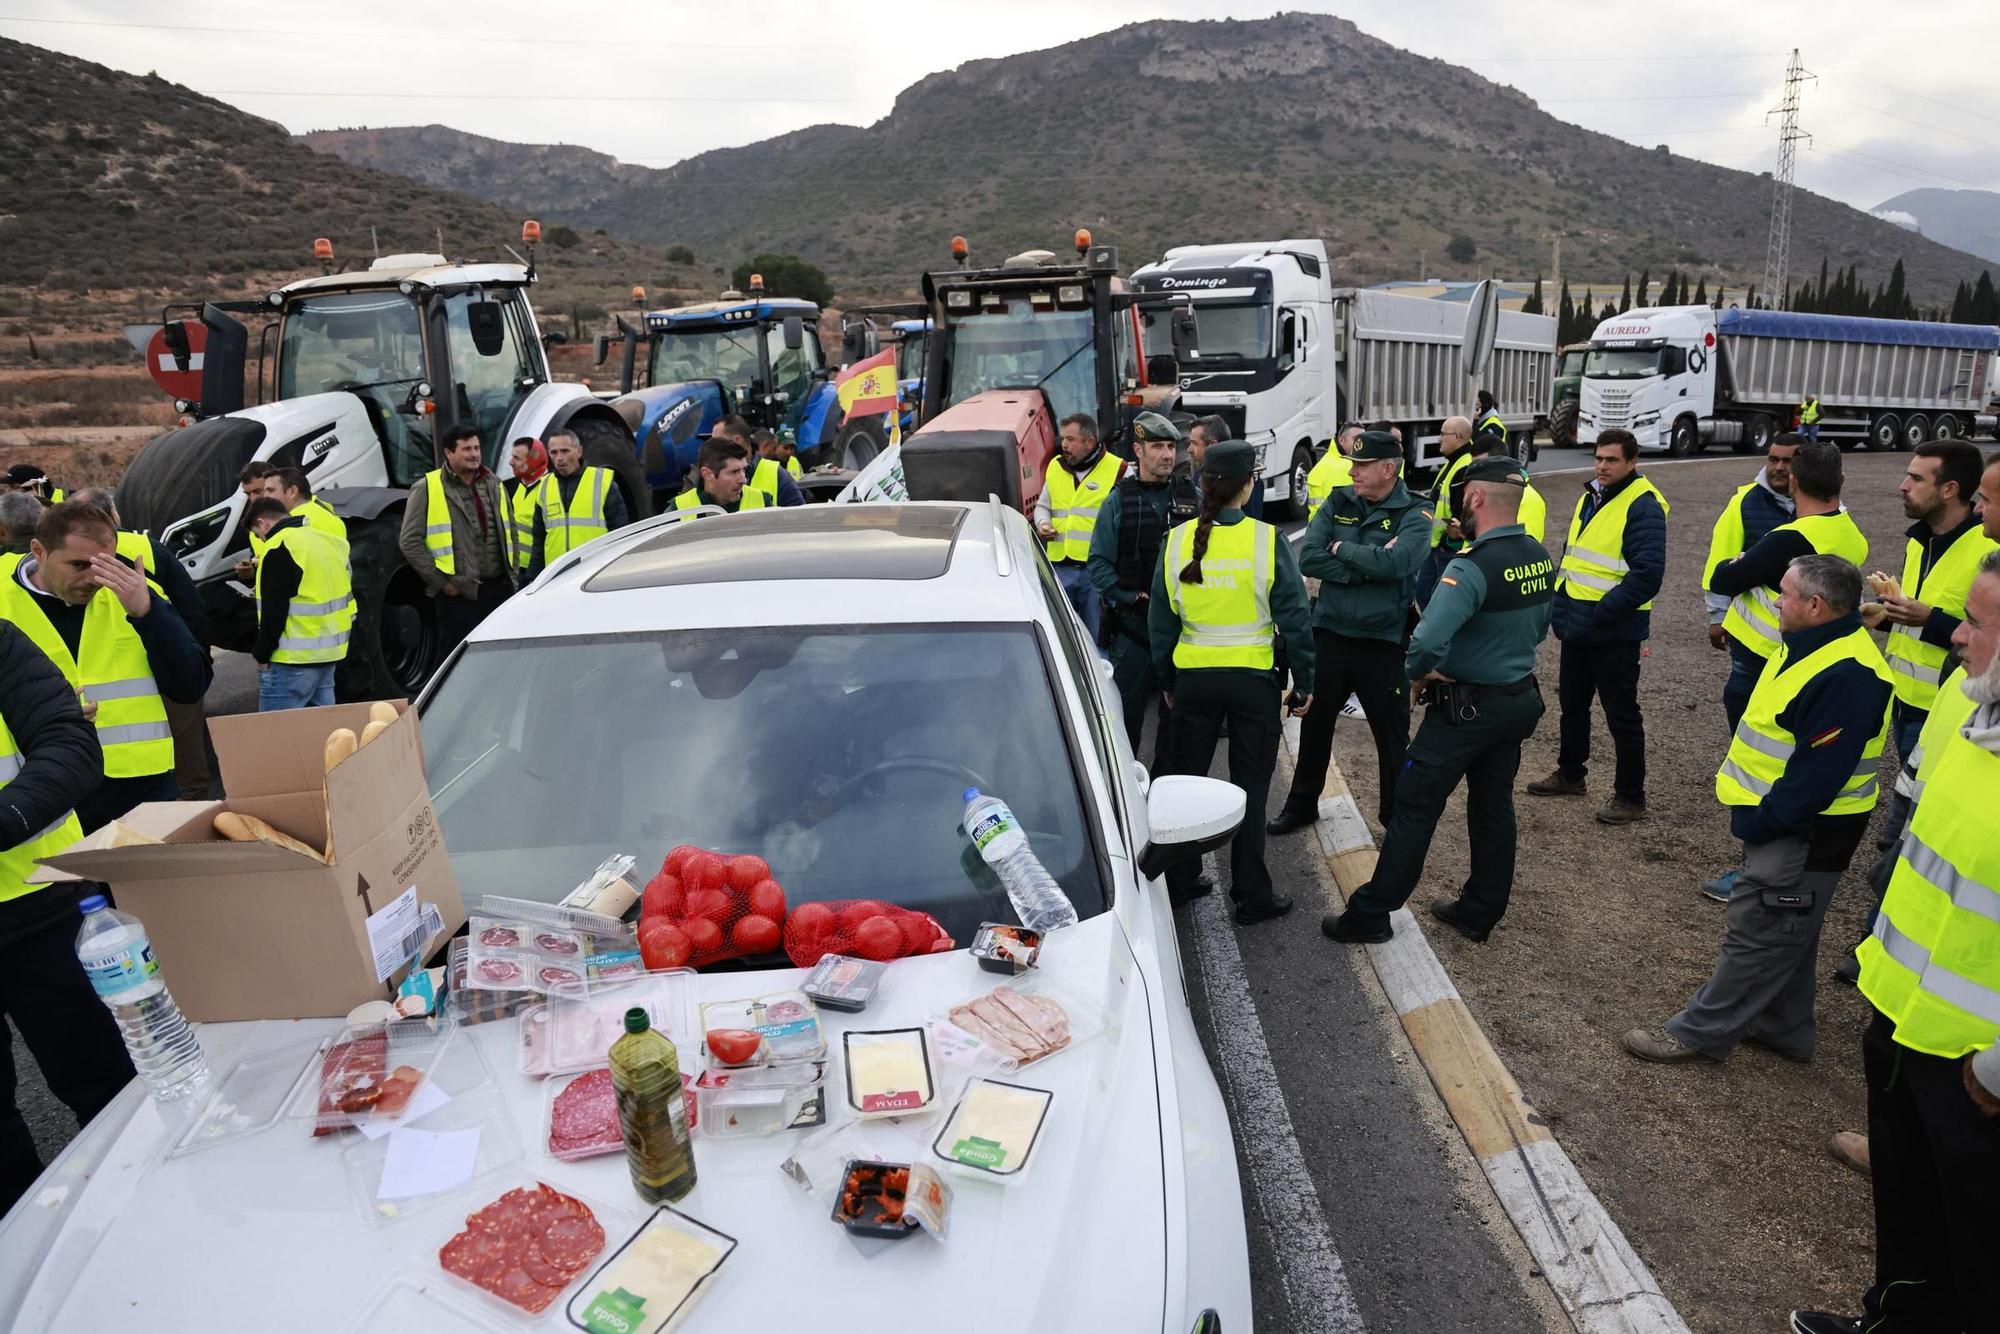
[1817,64,2000,130]
[1831,97,2000,154]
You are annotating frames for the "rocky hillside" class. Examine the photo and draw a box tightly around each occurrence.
[301,12,1988,303]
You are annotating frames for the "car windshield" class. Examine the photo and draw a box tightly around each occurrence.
[1584,347,1664,380]
[937,300,1096,425]
[650,326,762,391]
[1146,299,1271,363]
[763,322,824,432]
[278,290,433,485]
[419,623,1106,955]
[1560,351,1586,376]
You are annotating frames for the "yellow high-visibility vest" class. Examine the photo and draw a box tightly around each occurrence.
[0,709,83,903]
[1556,477,1670,607]
[1043,452,1124,562]
[112,531,154,577]
[1800,398,1821,425]
[672,485,768,514]
[1431,450,1474,547]
[536,466,614,563]
[1475,410,1506,440]
[1714,624,1892,816]
[1305,449,1353,519]
[258,525,354,665]
[747,456,783,508]
[0,555,172,778]
[1162,518,1277,671]
[507,483,538,571]
[1722,510,1869,658]
[1519,482,1548,545]
[1857,670,2000,1057]
[297,496,347,551]
[1883,525,1998,711]
[422,471,457,576]
[785,456,803,479]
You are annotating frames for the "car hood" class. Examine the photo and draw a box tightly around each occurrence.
[11,915,1171,1333]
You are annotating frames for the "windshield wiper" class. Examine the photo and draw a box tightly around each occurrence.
[1032,338,1095,394]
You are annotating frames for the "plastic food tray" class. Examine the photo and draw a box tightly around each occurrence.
[541,1069,624,1163]
[425,1169,634,1326]
[929,1078,1054,1184]
[341,1085,525,1228]
[167,1037,321,1159]
[841,1028,937,1120]
[471,893,630,940]
[536,969,698,1078]
[563,1203,738,1334]
[699,989,826,1065]
[930,970,1109,1069]
[338,1270,502,1334]
[691,1061,826,1138]
[289,1014,461,1134]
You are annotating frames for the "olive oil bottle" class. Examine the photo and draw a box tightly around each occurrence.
[609,1007,696,1203]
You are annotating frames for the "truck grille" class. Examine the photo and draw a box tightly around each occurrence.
[1591,387,1632,428]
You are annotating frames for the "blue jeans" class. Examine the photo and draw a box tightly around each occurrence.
[1802,423,1819,442]
[1722,636,1762,733]
[259,662,336,711]
[1053,561,1100,641]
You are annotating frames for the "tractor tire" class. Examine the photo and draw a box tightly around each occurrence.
[1666,417,1700,457]
[832,416,888,471]
[572,416,652,521]
[336,512,441,703]
[1549,399,1579,450]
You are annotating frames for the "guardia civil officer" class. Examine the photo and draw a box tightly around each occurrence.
[1149,440,1314,922]
[1323,459,1553,944]
[1087,412,1198,766]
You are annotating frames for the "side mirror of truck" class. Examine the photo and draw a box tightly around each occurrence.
[1171,307,1199,364]
[783,315,805,351]
[840,321,866,364]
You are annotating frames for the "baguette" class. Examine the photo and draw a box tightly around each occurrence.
[1860,601,1889,630]
[324,728,358,773]
[368,702,398,727]
[213,810,326,862]
[1865,571,1901,599]
[359,719,390,747]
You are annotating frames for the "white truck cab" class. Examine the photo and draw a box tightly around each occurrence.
[1576,305,1718,454]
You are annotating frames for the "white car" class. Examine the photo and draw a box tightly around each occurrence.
[0,502,1253,1333]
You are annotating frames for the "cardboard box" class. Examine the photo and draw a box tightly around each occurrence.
[41,700,465,1023]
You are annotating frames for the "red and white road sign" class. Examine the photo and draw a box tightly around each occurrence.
[144,322,206,400]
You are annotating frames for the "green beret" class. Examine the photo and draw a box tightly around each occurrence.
[1131,411,1183,444]
[1352,431,1401,462]
[1461,457,1528,486]
[1203,439,1257,480]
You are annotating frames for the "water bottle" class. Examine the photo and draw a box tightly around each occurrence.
[75,895,207,1102]
[962,788,1079,933]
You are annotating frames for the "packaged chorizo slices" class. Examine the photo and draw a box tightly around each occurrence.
[428,1171,633,1323]
[291,1013,461,1136]
[564,1203,737,1334]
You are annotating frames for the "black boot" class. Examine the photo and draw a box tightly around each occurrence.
[1265,802,1317,835]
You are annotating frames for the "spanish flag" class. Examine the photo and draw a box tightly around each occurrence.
[835,347,898,419]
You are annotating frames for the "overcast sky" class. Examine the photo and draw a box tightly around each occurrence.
[8,1,1995,216]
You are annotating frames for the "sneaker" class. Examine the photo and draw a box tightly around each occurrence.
[1833,953,1861,986]
[1700,869,1738,903]
[1265,804,1317,836]
[1595,797,1649,825]
[1321,910,1392,944]
[1339,693,1364,719]
[1234,895,1294,927]
[1828,1131,1870,1177]
[1525,769,1586,797]
[1621,1026,1715,1064]
[1428,897,1491,943]
[1789,1313,1862,1334]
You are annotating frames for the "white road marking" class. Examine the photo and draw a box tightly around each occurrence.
[1185,889,1368,1333]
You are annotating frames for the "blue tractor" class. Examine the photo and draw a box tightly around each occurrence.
[600,282,842,503]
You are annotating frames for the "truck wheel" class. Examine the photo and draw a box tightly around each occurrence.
[1282,444,1315,521]
[1932,412,1961,440]
[1667,417,1700,457]
[1549,399,1579,450]
[833,416,888,471]
[1901,414,1930,450]
[337,513,439,702]
[1867,413,1902,452]
[572,417,653,521]
[1741,414,1772,455]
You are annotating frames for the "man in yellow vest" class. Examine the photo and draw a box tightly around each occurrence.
[261,468,347,554]
[503,436,549,575]
[672,438,768,515]
[525,429,628,578]
[713,415,803,507]
[1798,392,1821,442]
[1303,422,1362,520]
[1473,388,1506,445]
[1527,428,1668,824]
[1417,415,1477,608]
[244,498,353,710]
[1625,554,1891,1066]
[1981,448,2000,542]
[1791,551,2000,1334]
[398,425,514,661]
[0,619,135,1212]
[1457,429,1548,543]
[754,428,804,480]
[1034,412,1123,640]
[0,502,209,831]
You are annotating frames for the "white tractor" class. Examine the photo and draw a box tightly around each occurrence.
[117,224,647,698]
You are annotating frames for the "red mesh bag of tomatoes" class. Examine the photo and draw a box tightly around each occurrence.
[782,898,954,968]
[636,845,791,970]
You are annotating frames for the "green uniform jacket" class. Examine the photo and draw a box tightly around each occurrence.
[1407,523,1554,684]
[1146,510,1315,694]
[1298,480,1432,643]
[1085,479,1176,613]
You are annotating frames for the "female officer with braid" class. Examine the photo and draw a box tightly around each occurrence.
[1148,438,1316,924]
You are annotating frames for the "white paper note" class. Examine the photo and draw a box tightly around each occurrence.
[376,1126,480,1200]
[358,1081,451,1141]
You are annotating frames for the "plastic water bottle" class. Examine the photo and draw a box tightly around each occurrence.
[962,788,1079,933]
[75,895,207,1102]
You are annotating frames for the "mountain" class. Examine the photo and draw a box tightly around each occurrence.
[299,12,1990,304]
[0,38,671,304]
[1874,188,2000,268]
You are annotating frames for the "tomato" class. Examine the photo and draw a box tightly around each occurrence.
[787,902,834,941]
[746,879,786,921]
[894,912,936,953]
[662,844,700,877]
[732,914,782,955]
[852,915,904,962]
[638,920,691,970]
[705,1028,763,1066]
[683,889,731,925]
[841,902,889,933]
[683,852,728,894]
[727,855,772,893]
[684,917,723,956]
[640,874,683,921]
[928,937,957,954]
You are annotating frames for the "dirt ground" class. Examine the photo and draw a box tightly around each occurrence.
[1324,448,1948,1332]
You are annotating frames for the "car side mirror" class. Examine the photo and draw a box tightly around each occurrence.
[782,315,805,350]
[1137,775,1245,881]
[467,301,506,357]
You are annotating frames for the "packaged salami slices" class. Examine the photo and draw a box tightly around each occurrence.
[464,917,640,999]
